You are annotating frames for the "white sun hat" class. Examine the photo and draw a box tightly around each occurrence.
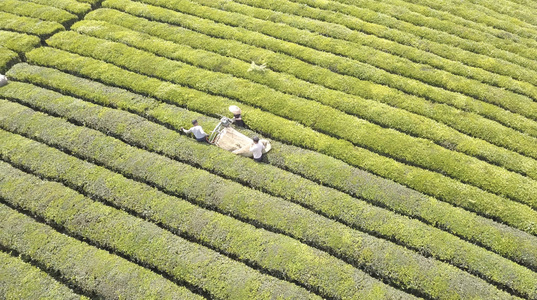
[228,105,241,115]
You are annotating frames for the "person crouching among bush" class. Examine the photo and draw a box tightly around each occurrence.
[250,136,265,162]
[181,120,208,143]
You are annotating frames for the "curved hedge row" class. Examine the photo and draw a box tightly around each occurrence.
[0,0,77,27]
[1,130,427,299]
[0,159,320,300]
[23,47,537,237]
[0,31,40,54]
[387,0,537,47]
[97,2,537,141]
[44,31,537,209]
[0,12,64,38]
[81,10,537,161]
[0,201,202,299]
[4,76,537,298]
[383,0,537,42]
[0,99,521,299]
[130,0,537,122]
[395,0,537,43]
[0,251,86,300]
[0,128,432,299]
[192,0,537,106]
[22,0,91,17]
[230,0,537,97]
[70,19,537,180]
[0,48,18,74]
[469,0,537,26]
[289,0,537,75]
[9,63,537,278]
[331,0,537,63]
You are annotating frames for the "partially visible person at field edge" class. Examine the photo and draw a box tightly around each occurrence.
[181,120,208,143]
[229,105,245,128]
[250,136,265,162]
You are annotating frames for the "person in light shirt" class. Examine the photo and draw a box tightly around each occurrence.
[181,120,208,143]
[249,136,265,162]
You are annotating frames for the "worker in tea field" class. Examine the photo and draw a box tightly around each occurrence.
[0,74,7,87]
[229,105,245,128]
[181,120,208,143]
[250,136,265,162]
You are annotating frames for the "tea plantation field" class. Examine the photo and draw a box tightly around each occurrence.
[1,0,537,299]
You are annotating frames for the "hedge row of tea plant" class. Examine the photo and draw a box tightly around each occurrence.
[466,0,537,26]
[2,99,516,300]
[0,31,40,54]
[396,0,537,43]
[128,0,537,122]
[0,199,202,299]
[0,159,319,300]
[0,130,426,299]
[9,63,537,277]
[82,9,537,157]
[5,76,537,298]
[0,250,86,300]
[379,0,537,45]
[43,32,537,208]
[70,19,537,180]
[22,0,91,17]
[232,0,537,90]
[192,0,537,105]
[0,117,431,299]
[0,12,64,38]
[0,48,18,74]
[331,0,537,63]
[0,0,77,28]
[4,128,509,299]
[97,2,537,140]
[73,21,537,178]
[23,47,537,237]
[289,0,537,74]
[382,0,537,45]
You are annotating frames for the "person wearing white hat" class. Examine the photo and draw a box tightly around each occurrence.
[181,119,208,143]
[229,105,245,127]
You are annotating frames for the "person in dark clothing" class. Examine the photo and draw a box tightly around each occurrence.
[229,105,245,128]
[232,113,245,127]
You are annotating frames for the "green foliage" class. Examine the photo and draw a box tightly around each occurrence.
[2,98,524,299]
[0,203,201,299]
[0,0,78,27]
[390,0,537,43]
[0,31,41,53]
[70,18,537,180]
[23,48,537,238]
[10,63,537,280]
[327,0,537,66]
[114,0,537,123]
[0,132,420,299]
[96,2,537,143]
[231,0,537,93]
[0,160,318,300]
[0,47,19,73]
[0,251,87,300]
[192,0,537,108]
[0,11,64,38]
[2,79,537,298]
[21,0,91,17]
[41,31,537,209]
